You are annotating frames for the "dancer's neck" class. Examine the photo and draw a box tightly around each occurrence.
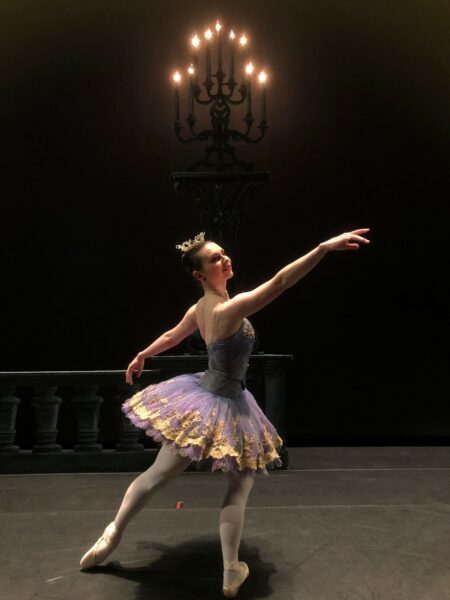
[204,288,229,300]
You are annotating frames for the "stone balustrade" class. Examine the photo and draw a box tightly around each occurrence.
[0,354,292,474]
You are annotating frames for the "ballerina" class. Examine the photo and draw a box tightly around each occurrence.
[79,227,370,597]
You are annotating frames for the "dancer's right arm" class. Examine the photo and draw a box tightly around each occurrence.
[221,228,370,321]
[125,304,198,384]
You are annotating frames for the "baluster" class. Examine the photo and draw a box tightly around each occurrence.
[0,384,20,454]
[31,384,62,452]
[72,384,103,452]
[114,383,144,451]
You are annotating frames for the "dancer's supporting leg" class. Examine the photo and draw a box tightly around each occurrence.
[113,440,192,534]
[219,470,255,586]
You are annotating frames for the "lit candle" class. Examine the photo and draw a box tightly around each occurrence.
[190,34,200,85]
[191,34,201,48]
[204,28,213,79]
[258,70,267,121]
[245,61,254,117]
[239,33,248,75]
[215,20,222,72]
[245,61,254,76]
[172,70,181,122]
[229,30,236,80]
[187,64,195,116]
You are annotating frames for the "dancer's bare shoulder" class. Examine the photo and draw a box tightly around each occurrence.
[195,297,241,343]
[212,300,245,340]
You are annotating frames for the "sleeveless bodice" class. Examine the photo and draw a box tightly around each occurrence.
[197,318,256,400]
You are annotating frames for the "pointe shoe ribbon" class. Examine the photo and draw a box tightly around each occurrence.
[222,560,249,598]
[79,521,121,569]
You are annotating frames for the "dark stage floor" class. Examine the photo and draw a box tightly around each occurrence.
[1,446,450,599]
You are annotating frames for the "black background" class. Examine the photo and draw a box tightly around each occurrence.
[2,0,449,444]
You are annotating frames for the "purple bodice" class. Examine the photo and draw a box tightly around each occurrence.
[197,318,256,399]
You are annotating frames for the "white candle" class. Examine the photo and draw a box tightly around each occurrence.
[216,20,222,71]
[172,70,181,121]
[258,70,267,121]
[187,65,195,116]
[239,33,248,77]
[229,30,236,80]
[190,34,200,85]
[204,28,213,79]
[245,62,254,116]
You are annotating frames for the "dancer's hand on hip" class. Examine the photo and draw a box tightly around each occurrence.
[321,228,371,252]
[126,353,145,384]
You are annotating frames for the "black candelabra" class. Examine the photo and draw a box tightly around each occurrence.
[171,20,269,172]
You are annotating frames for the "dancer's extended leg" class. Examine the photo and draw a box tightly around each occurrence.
[113,441,192,534]
[80,441,192,567]
[219,470,255,588]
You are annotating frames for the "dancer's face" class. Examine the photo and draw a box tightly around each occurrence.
[194,242,233,286]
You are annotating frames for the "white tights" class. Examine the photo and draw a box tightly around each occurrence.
[113,441,255,565]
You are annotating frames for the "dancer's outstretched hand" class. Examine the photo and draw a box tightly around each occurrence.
[126,353,145,384]
[321,228,371,251]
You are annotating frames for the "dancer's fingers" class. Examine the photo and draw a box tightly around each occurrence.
[126,367,133,384]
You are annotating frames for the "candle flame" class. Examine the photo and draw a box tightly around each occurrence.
[258,70,267,83]
[239,33,248,46]
[204,28,213,40]
[173,70,181,83]
[187,64,195,75]
[229,29,236,39]
[245,61,254,75]
[191,34,200,48]
[215,20,222,32]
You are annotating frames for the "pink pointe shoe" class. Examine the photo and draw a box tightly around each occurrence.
[79,521,122,569]
[222,559,250,598]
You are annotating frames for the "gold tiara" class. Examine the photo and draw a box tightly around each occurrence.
[175,231,206,254]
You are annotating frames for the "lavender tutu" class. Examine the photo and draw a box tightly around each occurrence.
[121,317,284,476]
